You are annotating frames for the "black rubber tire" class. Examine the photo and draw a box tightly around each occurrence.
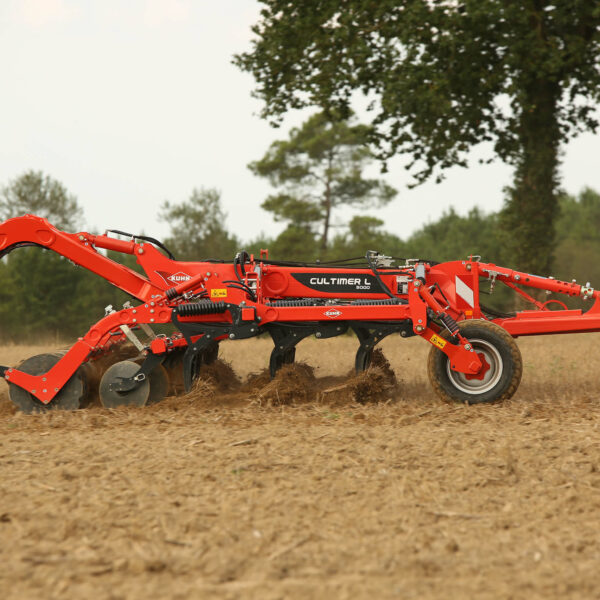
[427,320,522,404]
[8,353,84,414]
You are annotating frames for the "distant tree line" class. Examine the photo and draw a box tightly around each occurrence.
[1,166,599,341]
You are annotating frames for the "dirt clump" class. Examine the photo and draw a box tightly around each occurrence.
[198,359,241,392]
[348,366,398,403]
[252,362,316,406]
[369,348,398,387]
[243,368,272,392]
[323,349,399,405]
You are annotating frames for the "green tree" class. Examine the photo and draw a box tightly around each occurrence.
[249,111,397,252]
[407,208,502,264]
[329,215,403,259]
[236,1,600,274]
[0,171,87,340]
[160,188,240,261]
[0,170,83,230]
[0,171,131,341]
[553,188,600,291]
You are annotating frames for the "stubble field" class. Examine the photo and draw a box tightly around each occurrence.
[0,334,599,599]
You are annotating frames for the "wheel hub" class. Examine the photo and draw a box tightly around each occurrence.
[464,352,491,381]
[446,338,503,395]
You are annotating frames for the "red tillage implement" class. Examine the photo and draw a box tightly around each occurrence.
[0,214,598,411]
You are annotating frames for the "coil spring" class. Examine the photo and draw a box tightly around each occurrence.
[351,298,404,306]
[176,300,227,317]
[440,313,460,335]
[266,299,315,307]
[166,287,178,300]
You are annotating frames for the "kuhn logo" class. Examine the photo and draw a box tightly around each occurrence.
[155,270,192,285]
[324,309,342,319]
[168,272,192,283]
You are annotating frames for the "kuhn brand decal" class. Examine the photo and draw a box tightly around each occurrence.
[324,309,343,319]
[155,270,192,285]
[292,273,379,294]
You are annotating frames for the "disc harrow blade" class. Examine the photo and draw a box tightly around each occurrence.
[99,360,150,408]
[8,353,85,414]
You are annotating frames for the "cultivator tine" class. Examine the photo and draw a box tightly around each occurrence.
[266,323,348,378]
[266,325,311,378]
[351,321,414,373]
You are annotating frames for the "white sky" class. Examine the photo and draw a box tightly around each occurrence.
[1,0,599,246]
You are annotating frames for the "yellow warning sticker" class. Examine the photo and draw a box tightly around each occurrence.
[210,288,227,298]
[430,334,447,349]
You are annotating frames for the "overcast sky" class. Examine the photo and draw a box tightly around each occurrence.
[1,0,599,247]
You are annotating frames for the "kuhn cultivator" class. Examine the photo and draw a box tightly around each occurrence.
[1,214,599,412]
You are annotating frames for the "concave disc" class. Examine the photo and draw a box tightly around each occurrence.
[163,350,185,396]
[9,353,84,414]
[99,360,150,408]
[141,362,170,405]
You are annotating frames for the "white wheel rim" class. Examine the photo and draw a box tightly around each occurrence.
[446,338,503,395]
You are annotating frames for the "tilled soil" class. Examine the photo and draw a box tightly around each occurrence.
[1,335,600,599]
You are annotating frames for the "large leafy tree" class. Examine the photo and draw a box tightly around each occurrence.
[160,188,240,260]
[249,111,397,251]
[236,1,600,274]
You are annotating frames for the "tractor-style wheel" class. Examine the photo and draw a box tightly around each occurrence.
[8,353,85,414]
[427,320,522,404]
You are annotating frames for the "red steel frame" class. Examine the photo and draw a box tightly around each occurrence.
[1,214,599,404]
